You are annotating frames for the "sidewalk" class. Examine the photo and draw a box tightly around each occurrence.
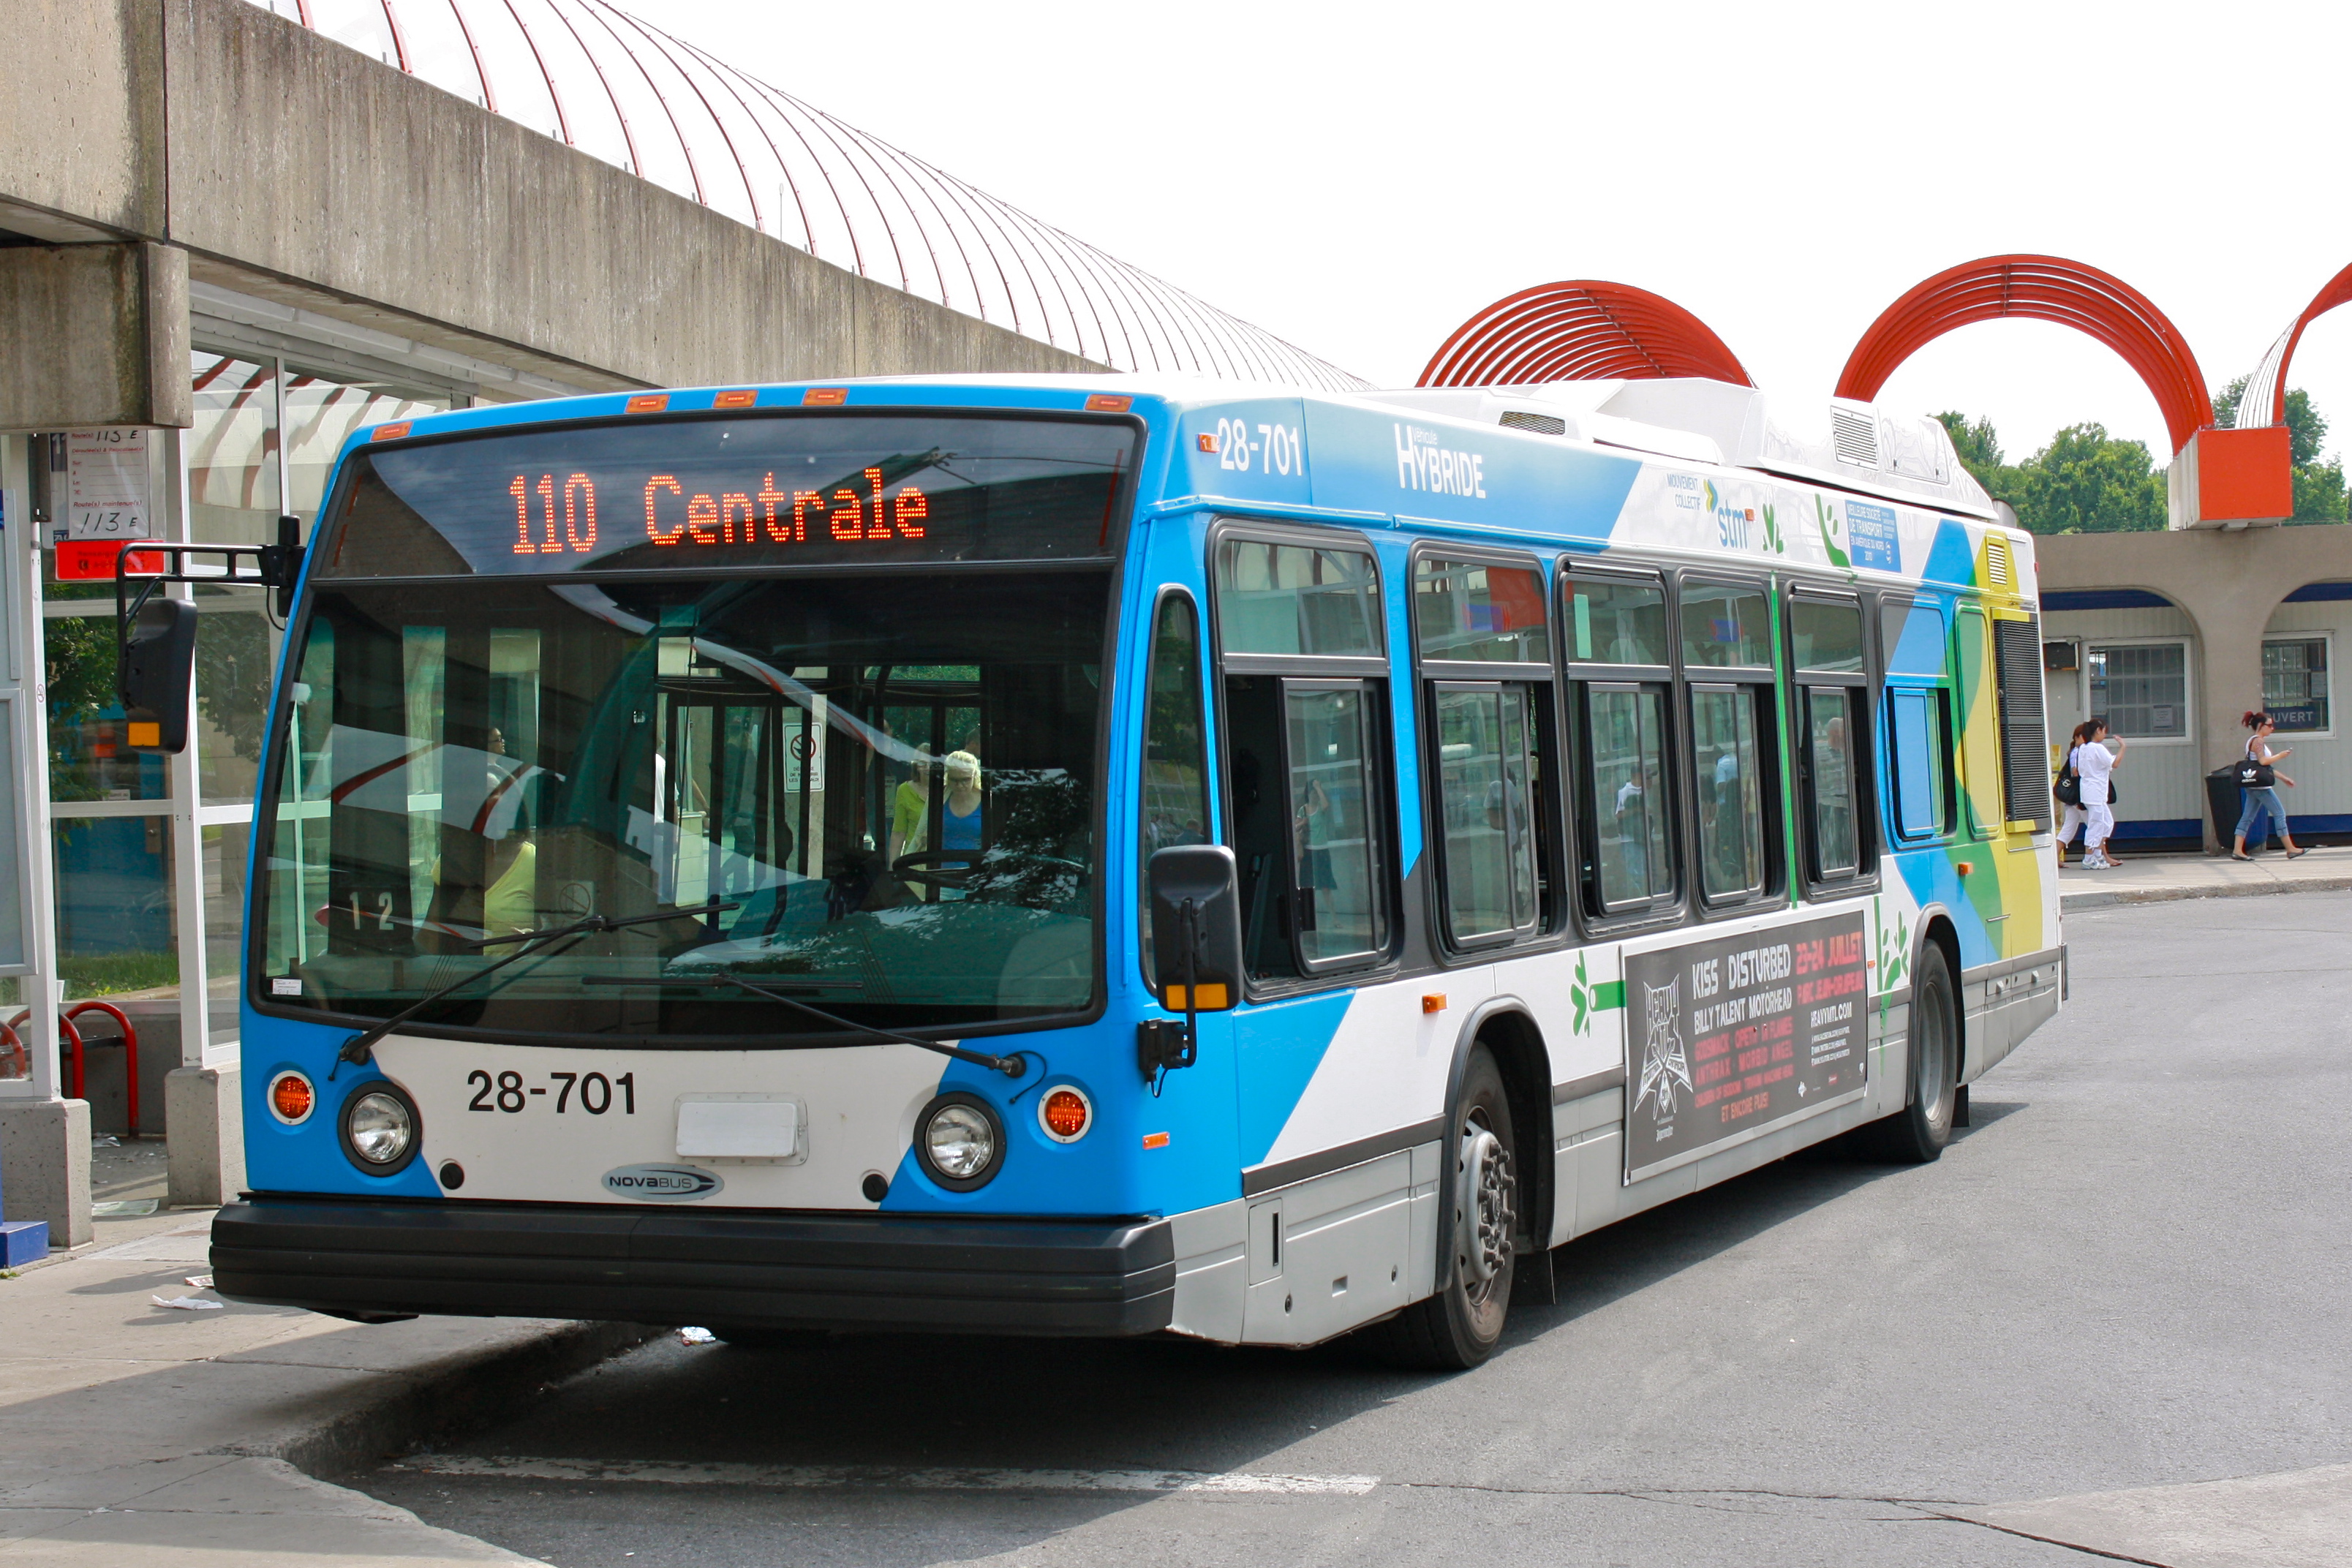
[0,1205,649,1566]
[2059,845,2352,910]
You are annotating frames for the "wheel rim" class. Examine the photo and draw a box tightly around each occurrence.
[1455,1112,1516,1327]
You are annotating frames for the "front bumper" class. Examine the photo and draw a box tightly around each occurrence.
[212,1196,1175,1335]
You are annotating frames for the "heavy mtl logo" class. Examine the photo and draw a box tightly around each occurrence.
[1633,976,1693,1119]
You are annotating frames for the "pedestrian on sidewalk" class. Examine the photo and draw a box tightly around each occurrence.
[2060,719,2125,868]
[2231,709,2307,861]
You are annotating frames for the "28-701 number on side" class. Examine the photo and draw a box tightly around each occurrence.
[466,1069,637,1115]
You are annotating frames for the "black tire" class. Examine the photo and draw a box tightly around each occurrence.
[1365,1044,1519,1371]
[1866,941,1959,1163]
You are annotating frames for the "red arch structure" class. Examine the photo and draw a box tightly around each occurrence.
[2240,263,2352,430]
[1835,255,2212,455]
[1418,281,1752,388]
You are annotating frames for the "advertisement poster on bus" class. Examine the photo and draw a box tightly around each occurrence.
[1622,913,1869,1181]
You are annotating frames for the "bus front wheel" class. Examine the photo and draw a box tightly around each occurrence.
[1866,942,1959,1164]
[1367,1044,1518,1371]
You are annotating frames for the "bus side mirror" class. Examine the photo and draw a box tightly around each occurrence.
[1147,845,1242,1013]
[118,598,197,753]
[1141,845,1243,1089]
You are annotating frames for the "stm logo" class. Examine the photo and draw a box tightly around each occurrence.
[1393,424,1488,499]
[1703,480,1757,549]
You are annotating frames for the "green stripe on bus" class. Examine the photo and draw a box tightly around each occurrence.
[1592,980,1624,1011]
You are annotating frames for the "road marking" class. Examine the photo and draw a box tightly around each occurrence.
[393,1455,1379,1496]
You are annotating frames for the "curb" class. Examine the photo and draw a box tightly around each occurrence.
[2062,872,2352,911]
[249,1318,662,1478]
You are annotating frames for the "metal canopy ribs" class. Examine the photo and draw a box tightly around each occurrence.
[2240,262,2352,433]
[1416,281,1754,390]
[257,0,1364,391]
[1834,255,2212,455]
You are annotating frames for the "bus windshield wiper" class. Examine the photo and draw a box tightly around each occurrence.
[699,970,1028,1079]
[332,900,736,1072]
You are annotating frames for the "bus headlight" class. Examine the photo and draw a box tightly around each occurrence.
[341,1085,421,1175]
[916,1093,1002,1191]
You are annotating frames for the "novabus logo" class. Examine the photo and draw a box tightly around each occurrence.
[601,1164,724,1202]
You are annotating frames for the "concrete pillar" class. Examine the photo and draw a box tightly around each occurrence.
[0,243,189,431]
[0,1097,91,1248]
[164,1065,241,1209]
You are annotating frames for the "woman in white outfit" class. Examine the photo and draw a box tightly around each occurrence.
[2057,719,2125,868]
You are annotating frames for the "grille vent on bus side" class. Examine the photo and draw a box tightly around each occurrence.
[1499,410,1567,436]
[1995,614,2052,831]
[1984,536,2014,589]
[1831,409,1880,467]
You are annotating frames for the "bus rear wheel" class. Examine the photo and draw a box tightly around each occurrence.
[1367,1044,1518,1371]
[1866,942,1959,1164]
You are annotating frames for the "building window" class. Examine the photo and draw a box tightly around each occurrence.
[2263,638,2329,732]
[2088,644,2187,738]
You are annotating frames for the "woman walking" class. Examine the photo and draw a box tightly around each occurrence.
[2059,719,2125,869]
[2231,710,2307,861]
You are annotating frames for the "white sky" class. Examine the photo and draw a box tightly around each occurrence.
[661,0,2352,466]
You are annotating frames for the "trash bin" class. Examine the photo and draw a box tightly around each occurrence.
[2205,764,2239,851]
[2206,763,2277,850]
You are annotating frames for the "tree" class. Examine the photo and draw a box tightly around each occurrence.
[1934,411,2027,516]
[1938,412,2164,533]
[2212,374,2345,524]
[2010,423,2168,534]
[1935,411,2005,476]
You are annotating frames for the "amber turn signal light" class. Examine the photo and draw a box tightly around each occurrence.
[268,1071,315,1125]
[1039,1087,1091,1143]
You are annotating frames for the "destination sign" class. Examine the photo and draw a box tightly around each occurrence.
[316,414,1135,578]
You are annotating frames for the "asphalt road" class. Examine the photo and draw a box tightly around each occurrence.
[363,895,2352,1567]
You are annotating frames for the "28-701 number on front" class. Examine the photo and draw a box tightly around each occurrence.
[466,1069,636,1115]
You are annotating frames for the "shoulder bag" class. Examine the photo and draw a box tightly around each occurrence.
[2236,741,2274,789]
[2053,753,2081,806]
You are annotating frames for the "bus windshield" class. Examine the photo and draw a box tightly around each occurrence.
[254,568,1112,1043]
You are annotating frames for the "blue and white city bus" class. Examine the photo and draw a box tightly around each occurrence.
[209,374,2064,1368]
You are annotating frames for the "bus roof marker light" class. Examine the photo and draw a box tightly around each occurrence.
[803,388,848,406]
[1084,394,1132,412]
[713,390,758,407]
[626,394,669,414]
[370,422,411,442]
[1040,1087,1091,1143]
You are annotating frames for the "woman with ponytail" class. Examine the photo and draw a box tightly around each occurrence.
[2231,710,2306,861]
[2060,718,2125,868]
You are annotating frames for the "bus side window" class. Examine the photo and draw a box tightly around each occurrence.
[1285,683,1387,968]
[1681,579,1778,908]
[1139,591,1210,982]
[1432,684,1539,945]
[1789,592,1872,886]
[1888,687,1952,840]
[1954,605,2003,839]
[1214,532,1392,984]
[1561,567,1676,920]
[1801,686,1861,877]
[1581,683,1674,913]
[1413,552,1553,948]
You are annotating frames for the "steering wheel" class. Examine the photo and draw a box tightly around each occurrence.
[890,848,1088,892]
[891,849,977,891]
